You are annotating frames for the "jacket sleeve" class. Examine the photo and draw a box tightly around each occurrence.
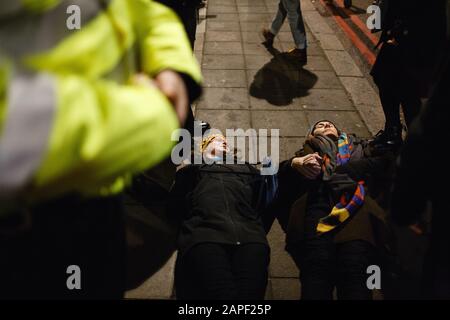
[23,73,179,201]
[129,0,202,102]
[263,157,310,233]
[334,146,395,182]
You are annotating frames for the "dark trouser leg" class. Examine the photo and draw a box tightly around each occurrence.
[181,5,198,50]
[399,85,422,127]
[336,240,373,300]
[184,106,195,136]
[300,234,336,300]
[232,243,270,299]
[175,243,237,300]
[378,84,402,130]
[269,1,288,35]
[300,196,336,300]
[372,44,402,131]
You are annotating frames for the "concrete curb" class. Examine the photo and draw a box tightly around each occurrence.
[302,0,384,135]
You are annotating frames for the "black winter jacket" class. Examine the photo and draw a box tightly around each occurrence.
[168,163,269,255]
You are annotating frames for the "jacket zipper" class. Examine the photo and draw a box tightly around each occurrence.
[220,174,240,245]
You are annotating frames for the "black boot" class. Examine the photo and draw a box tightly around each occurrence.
[370,126,403,148]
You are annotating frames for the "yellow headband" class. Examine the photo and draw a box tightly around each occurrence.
[200,134,225,153]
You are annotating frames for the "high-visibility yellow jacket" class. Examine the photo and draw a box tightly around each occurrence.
[0,0,202,212]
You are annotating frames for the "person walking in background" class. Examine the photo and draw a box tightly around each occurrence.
[262,0,308,64]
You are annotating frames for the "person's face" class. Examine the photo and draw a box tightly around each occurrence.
[313,121,339,138]
[205,136,230,156]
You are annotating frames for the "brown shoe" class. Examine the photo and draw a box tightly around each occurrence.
[262,28,275,47]
[287,48,307,65]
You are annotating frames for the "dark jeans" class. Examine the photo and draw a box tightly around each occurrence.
[0,195,126,299]
[372,44,422,129]
[295,196,374,300]
[175,243,270,300]
[299,237,374,300]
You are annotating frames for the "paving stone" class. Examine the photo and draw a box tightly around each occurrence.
[204,41,243,55]
[303,11,334,34]
[202,54,245,69]
[237,6,268,13]
[208,6,238,14]
[195,109,251,134]
[278,38,322,53]
[206,31,241,42]
[203,69,247,87]
[306,110,372,137]
[300,0,317,11]
[241,31,280,45]
[205,13,239,21]
[249,96,302,110]
[240,21,268,32]
[324,50,363,77]
[252,110,309,137]
[295,88,354,110]
[125,253,176,299]
[244,54,271,70]
[238,0,267,6]
[209,0,236,5]
[267,221,299,278]
[306,71,343,89]
[339,76,379,106]
[315,33,345,51]
[339,75,385,134]
[207,20,240,31]
[265,279,274,300]
[302,55,334,71]
[194,51,202,65]
[242,42,273,56]
[198,88,250,110]
[270,278,301,300]
[238,13,271,22]
[282,137,306,160]
[194,35,204,52]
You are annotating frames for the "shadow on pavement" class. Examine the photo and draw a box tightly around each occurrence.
[249,46,318,106]
[125,160,178,291]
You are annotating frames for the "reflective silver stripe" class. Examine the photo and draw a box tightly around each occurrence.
[0,0,106,59]
[0,72,56,197]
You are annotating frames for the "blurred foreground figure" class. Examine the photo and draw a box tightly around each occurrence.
[390,24,450,299]
[0,0,201,299]
[370,0,447,148]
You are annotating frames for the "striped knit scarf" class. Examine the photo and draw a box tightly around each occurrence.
[316,133,366,235]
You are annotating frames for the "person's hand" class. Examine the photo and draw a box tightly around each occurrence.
[291,153,322,179]
[154,70,189,126]
[387,38,399,46]
[409,223,425,236]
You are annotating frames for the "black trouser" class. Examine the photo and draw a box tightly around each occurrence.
[0,195,126,300]
[175,243,270,300]
[372,43,422,129]
[296,197,374,300]
[299,237,373,300]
